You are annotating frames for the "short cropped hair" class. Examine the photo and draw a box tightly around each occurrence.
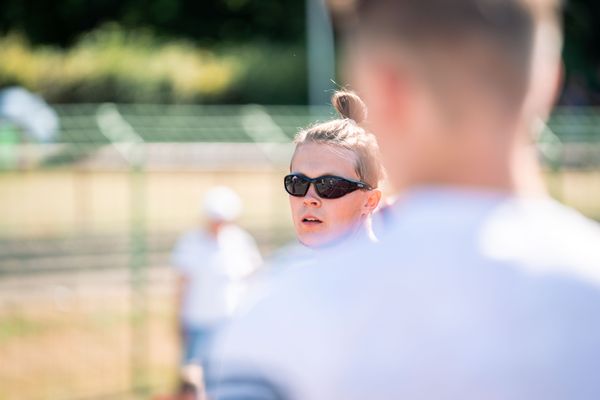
[340,0,562,102]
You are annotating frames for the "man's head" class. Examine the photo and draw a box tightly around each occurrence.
[336,0,563,192]
[203,186,242,234]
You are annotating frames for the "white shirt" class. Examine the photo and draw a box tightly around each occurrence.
[172,224,262,326]
[210,188,600,400]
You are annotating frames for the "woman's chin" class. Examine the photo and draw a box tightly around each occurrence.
[298,229,347,249]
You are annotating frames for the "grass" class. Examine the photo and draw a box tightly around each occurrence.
[0,282,179,400]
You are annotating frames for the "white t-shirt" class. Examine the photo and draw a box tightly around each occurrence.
[172,224,263,326]
[209,188,600,400]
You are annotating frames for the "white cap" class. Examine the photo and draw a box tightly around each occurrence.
[203,186,242,222]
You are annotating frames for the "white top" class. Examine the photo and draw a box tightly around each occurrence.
[210,188,600,400]
[172,224,262,326]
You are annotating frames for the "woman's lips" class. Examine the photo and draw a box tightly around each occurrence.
[301,215,323,225]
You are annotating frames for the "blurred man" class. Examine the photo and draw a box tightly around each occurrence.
[209,1,600,399]
[172,186,262,369]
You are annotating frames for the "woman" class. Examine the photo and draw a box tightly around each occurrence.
[285,91,384,247]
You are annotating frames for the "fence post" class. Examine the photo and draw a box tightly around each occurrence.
[96,103,149,396]
[306,0,336,112]
[130,143,149,397]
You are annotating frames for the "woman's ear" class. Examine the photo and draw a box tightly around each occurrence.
[363,189,382,215]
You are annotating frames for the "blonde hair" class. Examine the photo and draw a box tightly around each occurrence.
[293,91,384,188]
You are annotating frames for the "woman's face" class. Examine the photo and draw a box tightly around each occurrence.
[289,142,376,248]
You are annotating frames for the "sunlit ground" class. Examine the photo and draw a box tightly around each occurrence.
[0,269,179,400]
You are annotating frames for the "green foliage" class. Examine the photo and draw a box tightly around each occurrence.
[218,43,307,104]
[0,24,307,104]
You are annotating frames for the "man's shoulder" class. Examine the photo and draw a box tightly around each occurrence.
[477,198,600,278]
[379,195,600,270]
[220,225,257,245]
[172,229,211,267]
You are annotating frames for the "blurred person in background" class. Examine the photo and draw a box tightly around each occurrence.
[208,1,600,399]
[171,186,262,371]
[284,90,384,249]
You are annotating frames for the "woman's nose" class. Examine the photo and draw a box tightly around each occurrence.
[303,186,321,207]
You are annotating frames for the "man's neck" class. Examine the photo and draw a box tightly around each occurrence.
[403,138,546,197]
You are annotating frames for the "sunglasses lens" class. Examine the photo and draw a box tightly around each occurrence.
[285,175,309,197]
[315,177,357,199]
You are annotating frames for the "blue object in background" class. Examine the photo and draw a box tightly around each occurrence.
[0,86,59,143]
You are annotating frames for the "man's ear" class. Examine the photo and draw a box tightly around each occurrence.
[366,60,412,124]
[548,61,564,116]
[347,49,412,133]
[536,60,563,122]
[525,24,564,122]
[363,189,382,215]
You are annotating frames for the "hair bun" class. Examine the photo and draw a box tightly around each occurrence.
[332,90,367,124]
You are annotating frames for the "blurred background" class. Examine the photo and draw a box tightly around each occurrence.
[0,0,599,399]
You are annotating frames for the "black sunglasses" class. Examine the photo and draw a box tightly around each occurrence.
[284,173,372,199]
